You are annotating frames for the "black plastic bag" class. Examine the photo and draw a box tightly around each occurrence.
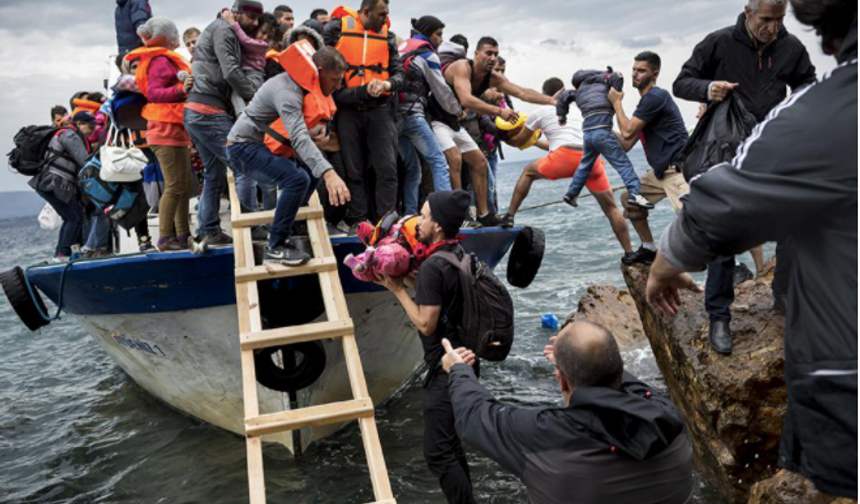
[678,93,758,182]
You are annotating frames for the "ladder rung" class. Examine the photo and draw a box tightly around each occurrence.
[232,206,324,229]
[241,319,354,350]
[235,257,337,283]
[245,398,374,437]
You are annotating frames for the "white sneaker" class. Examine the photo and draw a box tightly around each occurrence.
[627,194,655,210]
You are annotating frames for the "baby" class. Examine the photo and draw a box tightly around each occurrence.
[345,216,419,283]
[222,10,278,114]
[556,67,653,210]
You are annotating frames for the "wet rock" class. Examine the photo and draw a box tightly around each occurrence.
[565,285,644,348]
[747,470,854,504]
[621,263,787,504]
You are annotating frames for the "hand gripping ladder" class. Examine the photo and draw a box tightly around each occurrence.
[227,173,396,504]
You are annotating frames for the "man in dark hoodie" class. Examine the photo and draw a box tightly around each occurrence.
[115,0,152,55]
[441,321,693,504]
[672,0,817,354]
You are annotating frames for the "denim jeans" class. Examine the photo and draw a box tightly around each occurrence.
[566,127,640,198]
[399,115,452,214]
[83,213,111,252]
[184,108,254,236]
[486,150,499,214]
[37,190,85,257]
[236,178,279,213]
[227,142,317,249]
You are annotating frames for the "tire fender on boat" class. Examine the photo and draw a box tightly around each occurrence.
[506,226,545,289]
[254,341,327,393]
[0,266,51,332]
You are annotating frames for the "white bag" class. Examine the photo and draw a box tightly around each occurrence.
[100,126,147,182]
[38,203,62,231]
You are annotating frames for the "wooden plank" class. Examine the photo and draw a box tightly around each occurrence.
[359,417,395,500]
[241,319,354,351]
[232,206,324,229]
[246,436,266,504]
[227,172,243,222]
[245,398,374,437]
[235,257,338,283]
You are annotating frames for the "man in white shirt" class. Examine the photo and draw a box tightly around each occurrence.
[502,78,643,263]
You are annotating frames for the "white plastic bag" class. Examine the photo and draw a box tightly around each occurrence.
[100,125,147,182]
[38,203,62,231]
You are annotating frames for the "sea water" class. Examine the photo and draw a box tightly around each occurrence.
[0,151,737,503]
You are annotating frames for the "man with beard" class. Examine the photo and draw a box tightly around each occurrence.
[608,51,691,267]
[375,189,478,504]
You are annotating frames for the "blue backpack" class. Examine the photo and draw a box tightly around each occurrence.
[79,156,149,230]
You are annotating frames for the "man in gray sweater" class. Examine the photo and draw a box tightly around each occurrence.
[227,46,351,265]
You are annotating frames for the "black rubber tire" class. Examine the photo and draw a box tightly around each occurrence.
[0,266,50,332]
[254,341,327,393]
[506,226,545,289]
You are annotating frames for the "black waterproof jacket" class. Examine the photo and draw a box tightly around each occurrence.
[673,13,816,122]
[448,365,693,504]
[661,28,858,498]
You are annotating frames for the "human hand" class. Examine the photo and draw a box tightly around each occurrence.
[183,76,195,94]
[323,169,350,207]
[374,273,405,293]
[310,125,329,147]
[543,335,557,365]
[221,9,236,24]
[367,79,388,97]
[710,81,739,103]
[441,338,477,373]
[608,87,624,104]
[499,108,519,123]
[646,257,703,316]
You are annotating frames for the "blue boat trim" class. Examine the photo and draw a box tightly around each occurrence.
[27,228,521,316]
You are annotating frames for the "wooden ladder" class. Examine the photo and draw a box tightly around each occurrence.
[227,173,396,504]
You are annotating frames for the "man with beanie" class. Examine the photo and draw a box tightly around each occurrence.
[185,0,263,250]
[376,189,478,504]
[397,16,462,214]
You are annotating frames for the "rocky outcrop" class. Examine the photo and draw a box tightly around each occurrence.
[565,285,645,348]
[621,263,787,504]
[747,470,854,504]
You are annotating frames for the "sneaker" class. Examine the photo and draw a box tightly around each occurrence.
[622,246,657,265]
[499,214,515,228]
[157,237,186,252]
[327,222,347,237]
[733,263,754,286]
[265,242,311,266]
[138,235,155,252]
[334,220,352,235]
[462,219,481,229]
[251,226,269,242]
[563,194,579,208]
[477,213,504,228]
[627,193,655,210]
[202,230,233,247]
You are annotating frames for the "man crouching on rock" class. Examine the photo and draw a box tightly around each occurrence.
[227,42,350,265]
[440,321,694,504]
[375,189,479,504]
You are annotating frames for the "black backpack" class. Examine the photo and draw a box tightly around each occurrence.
[436,249,515,362]
[78,156,150,231]
[678,93,757,182]
[7,125,75,176]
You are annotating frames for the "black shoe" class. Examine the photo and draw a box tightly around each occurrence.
[462,219,481,229]
[499,214,515,228]
[563,194,579,208]
[733,262,754,286]
[265,242,311,266]
[709,319,733,355]
[251,226,269,242]
[203,230,233,246]
[627,193,655,210]
[477,213,504,228]
[622,246,657,265]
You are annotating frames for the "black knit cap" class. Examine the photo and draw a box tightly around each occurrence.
[233,0,263,15]
[411,16,445,39]
[427,189,470,238]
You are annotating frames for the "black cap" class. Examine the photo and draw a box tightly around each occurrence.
[411,16,444,39]
[72,111,96,124]
[233,0,264,15]
[427,189,470,238]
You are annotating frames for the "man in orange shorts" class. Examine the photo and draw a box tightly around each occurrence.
[501,78,646,264]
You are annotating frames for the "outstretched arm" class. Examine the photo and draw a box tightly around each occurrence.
[492,72,555,106]
[449,61,516,121]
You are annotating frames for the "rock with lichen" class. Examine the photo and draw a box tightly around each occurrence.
[565,285,645,348]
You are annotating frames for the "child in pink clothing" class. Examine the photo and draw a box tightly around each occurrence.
[222,10,278,113]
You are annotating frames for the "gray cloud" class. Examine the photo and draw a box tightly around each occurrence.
[621,36,663,48]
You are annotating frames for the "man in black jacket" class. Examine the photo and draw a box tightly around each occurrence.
[440,321,693,504]
[648,0,857,497]
[672,0,817,354]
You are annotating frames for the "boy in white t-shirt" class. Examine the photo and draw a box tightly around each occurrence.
[500,78,646,264]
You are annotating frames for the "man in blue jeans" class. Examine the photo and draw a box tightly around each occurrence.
[227,45,350,265]
[397,16,462,214]
[185,0,263,249]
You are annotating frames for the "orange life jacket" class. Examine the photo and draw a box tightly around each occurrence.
[133,47,192,124]
[264,40,338,158]
[266,49,281,62]
[70,99,102,117]
[331,6,391,89]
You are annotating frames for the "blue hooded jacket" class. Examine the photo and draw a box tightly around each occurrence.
[115,0,152,54]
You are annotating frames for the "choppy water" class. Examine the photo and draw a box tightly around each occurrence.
[0,152,737,504]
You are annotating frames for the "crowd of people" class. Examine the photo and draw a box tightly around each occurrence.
[20,0,855,502]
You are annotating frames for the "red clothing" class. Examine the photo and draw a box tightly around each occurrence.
[146,55,190,147]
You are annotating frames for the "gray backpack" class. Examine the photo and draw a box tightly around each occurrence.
[435,249,515,362]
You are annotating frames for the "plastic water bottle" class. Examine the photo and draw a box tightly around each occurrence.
[541,314,559,330]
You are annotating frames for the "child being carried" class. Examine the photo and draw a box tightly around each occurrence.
[556,67,653,210]
[344,213,422,283]
[221,10,278,114]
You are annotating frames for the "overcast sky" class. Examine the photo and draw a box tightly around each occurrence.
[0,0,834,193]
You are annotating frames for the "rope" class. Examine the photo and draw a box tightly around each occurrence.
[517,185,625,213]
[23,252,149,322]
